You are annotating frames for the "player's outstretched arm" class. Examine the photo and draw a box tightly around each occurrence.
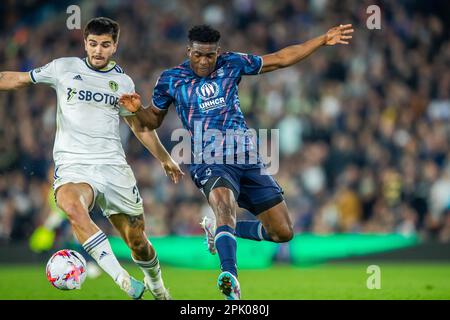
[0,71,32,91]
[260,24,354,73]
[124,115,184,183]
[119,93,167,130]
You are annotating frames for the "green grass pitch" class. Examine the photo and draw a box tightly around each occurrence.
[0,263,449,300]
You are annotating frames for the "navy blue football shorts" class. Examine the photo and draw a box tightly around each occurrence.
[190,163,284,215]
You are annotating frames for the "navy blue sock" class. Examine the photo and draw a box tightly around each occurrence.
[215,225,237,277]
[235,221,272,241]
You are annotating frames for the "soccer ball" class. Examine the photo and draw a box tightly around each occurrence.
[46,249,87,290]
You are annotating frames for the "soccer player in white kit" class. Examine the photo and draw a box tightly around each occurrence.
[0,17,184,300]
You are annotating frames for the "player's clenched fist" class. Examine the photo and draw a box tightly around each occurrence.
[119,93,142,112]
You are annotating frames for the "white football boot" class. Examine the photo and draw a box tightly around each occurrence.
[200,216,217,255]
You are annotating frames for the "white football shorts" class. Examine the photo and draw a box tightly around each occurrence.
[53,164,143,217]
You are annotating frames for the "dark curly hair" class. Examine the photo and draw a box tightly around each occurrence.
[188,25,221,44]
[84,17,120,43]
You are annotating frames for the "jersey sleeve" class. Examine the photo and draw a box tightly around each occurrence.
[230,52,263,76]
[151,72,174,111]
[119,76,136,117]
[29,60,58,87]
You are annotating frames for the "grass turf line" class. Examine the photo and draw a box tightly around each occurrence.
[0,263,449,300]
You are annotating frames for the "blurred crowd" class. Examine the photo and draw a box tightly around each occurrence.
[0,0,449,244]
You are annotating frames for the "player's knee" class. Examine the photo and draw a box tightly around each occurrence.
[57,189,84,215]
[271,225,294,243]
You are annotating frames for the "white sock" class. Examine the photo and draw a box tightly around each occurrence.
[132,254,163,289]
[82,231,125,283]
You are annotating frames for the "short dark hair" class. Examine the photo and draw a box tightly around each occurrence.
[84,17,120,43]
[188,25,221,44]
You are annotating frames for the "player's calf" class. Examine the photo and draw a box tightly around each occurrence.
[208,187,237,226]
[127,237,153,260]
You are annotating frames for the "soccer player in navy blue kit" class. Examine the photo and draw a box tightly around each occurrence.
[120,24,353,299]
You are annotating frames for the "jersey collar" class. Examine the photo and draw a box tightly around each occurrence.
[83,57,117,73]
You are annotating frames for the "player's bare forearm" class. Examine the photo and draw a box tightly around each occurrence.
[0,71,32,91]
[139,130,172,163]
[261,24,353,73]
[124,115,171,163]
[125,115,184,183]
[134,107,165,130]
[119,93,166,130]
[261,35,326,73]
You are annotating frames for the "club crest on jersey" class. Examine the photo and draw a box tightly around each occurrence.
[196,82,226,112]
[109,81,119,92]
[216,68,225,77]
[34,63,51,74]
[196,82,219,101]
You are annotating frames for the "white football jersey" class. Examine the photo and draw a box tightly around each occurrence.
[29,57,135,166]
